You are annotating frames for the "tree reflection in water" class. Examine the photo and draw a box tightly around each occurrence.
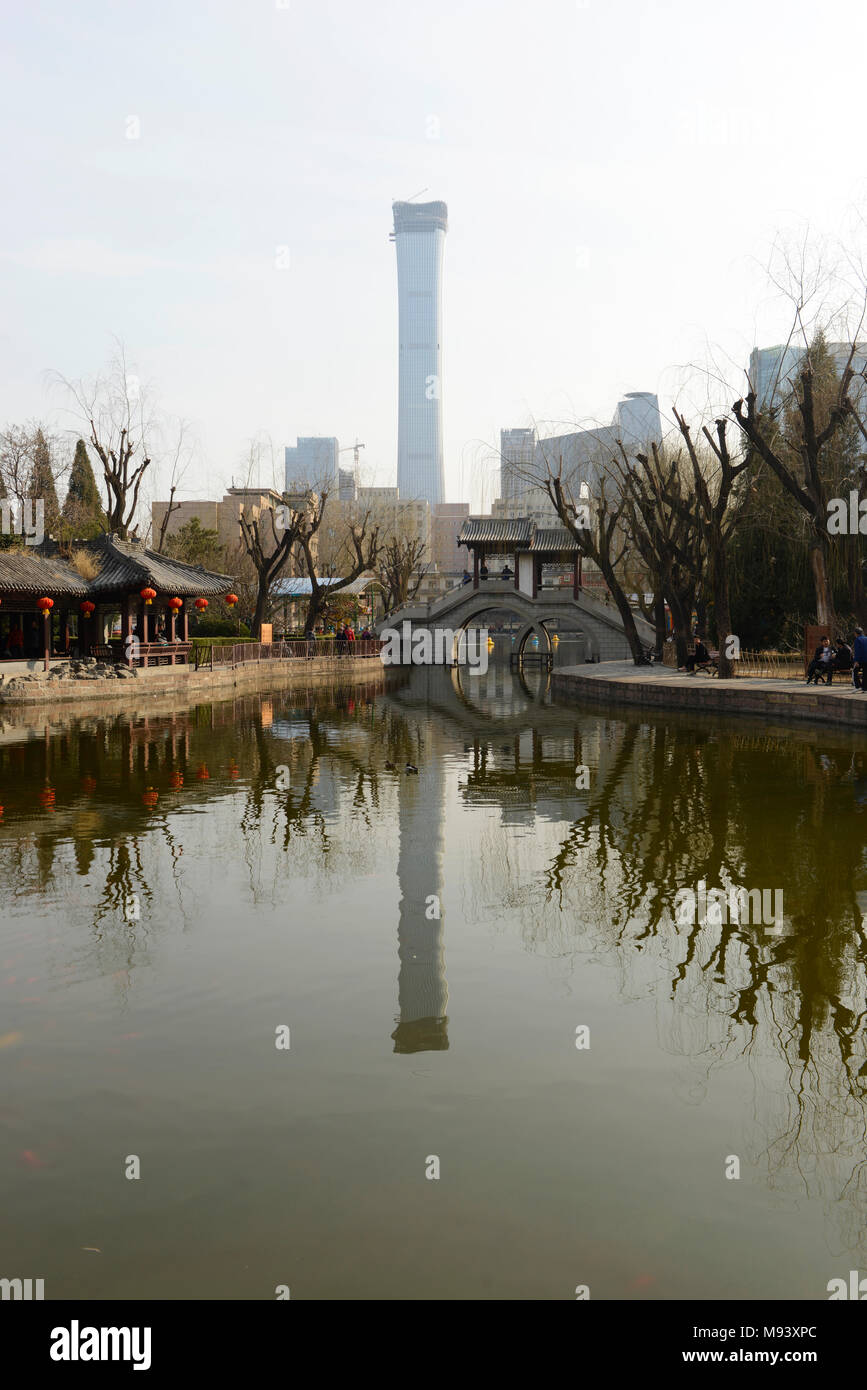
[459,708,867,1259]
[2,672,867,1257]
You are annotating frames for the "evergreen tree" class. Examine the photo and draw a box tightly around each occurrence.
[61,439,107,538]
[28,428,61,537]
[165,516,224,570]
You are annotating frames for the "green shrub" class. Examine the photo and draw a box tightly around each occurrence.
[190,617,250,638]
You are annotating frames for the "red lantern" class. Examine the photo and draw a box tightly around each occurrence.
[80,600,95,619]
[142,789,159,808]
[225,593,238,608]
[168,597,183,612]
[140,587,157,607]
[37,597,54,613]
[195,598,208,612]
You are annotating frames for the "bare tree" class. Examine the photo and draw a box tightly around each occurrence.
[610,441,704,669]
[378,533,428,612]
[670,413,752,678]
[238,497,306,638]
[295,492,381,633]
[52,344,153,539]
[153,419,194,552]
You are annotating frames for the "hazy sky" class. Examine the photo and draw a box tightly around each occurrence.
[2,0,867,515]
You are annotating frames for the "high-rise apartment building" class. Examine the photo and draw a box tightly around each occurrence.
[499,427,536,501]
[432,502,470,575]
[392,200,448,508]
[611,392,663,449]
[285,437,339,493]
[748,343,867,408]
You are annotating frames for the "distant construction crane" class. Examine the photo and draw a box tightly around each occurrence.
[338,440,365,492]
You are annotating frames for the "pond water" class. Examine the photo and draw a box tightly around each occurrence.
[1,664,866,1300]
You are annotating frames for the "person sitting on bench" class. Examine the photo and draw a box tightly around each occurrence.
[835,640,853,676]
[806,636,835,685]
[685,636,711,673]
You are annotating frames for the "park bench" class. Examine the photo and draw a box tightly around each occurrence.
[695,648,720,676]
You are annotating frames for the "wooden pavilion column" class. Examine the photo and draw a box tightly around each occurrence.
[181,600,189,642]
[473,549,479,590]
[122,596,134,665]
[572,552,580,598]
[514,551,519,589]
[532,557,539,599]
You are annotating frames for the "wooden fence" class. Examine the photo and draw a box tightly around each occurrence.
[193,639,381,670]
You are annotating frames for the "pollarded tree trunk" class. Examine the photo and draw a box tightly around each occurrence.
[713,545,736,679]
[809,531,836,630]
[666,586,692,668]
[847,535,867,628]
[653,592,666,658]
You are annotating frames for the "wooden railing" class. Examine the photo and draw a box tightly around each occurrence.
[734,650,804,680]
[194,639,381,670]
[89,642,192,667]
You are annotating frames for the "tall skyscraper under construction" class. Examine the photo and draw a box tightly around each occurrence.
[391,200,448,507]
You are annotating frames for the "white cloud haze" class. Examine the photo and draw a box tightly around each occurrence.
[2,0,866,512]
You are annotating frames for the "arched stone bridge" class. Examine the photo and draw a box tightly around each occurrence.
[376,579,653,663]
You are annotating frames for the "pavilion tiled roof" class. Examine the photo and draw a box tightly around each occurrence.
[529,527,581,553]
[83,536,232,597]
[457,518,580,552]
[0,536,232,600]
[457,518,534,547]
[0,547,89,596]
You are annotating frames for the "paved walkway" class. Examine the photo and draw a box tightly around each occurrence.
[552,661,867,728]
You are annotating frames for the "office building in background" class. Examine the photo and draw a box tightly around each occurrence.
[285,436,340,493]
[499,427,536,502]
[748,343,867,408]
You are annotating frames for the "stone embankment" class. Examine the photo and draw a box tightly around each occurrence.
[0,654,386,705]
[552,661,867,730]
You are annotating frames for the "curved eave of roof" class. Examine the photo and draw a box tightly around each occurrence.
[84,538,233,596]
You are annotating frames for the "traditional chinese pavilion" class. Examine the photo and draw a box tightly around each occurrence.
[0,535,233,669]
[457,518,583,597]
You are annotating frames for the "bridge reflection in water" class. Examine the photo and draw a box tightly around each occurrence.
[4,665,867,1291]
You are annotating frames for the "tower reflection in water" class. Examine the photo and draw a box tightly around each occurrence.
[391,745,449,1053]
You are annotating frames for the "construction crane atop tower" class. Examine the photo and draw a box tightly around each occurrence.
[338,440,365,490]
